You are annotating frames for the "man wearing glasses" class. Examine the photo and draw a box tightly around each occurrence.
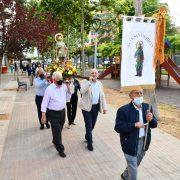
[114,89,157,180]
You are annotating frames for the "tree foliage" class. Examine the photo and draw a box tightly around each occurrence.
[0,0,176,68]
[0,0,59,67]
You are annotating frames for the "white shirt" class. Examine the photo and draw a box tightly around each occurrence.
[133,103,145,138]
[91,82,100,105]
[41,83,71,112]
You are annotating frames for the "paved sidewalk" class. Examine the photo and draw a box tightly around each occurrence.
[0,76,180,180]
[0,74,18,161]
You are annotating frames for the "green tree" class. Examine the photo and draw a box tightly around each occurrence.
[35,0,93,57]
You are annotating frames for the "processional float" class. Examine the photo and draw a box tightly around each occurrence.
[46,33,77,79]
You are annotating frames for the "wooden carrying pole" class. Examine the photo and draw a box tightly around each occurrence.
[133,0,159,150]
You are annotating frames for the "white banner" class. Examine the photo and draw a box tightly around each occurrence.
[121,16,156,91]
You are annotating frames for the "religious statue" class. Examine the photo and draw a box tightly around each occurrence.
[134,41,144,77]
[55,33,68,61]
[45,33,77,79]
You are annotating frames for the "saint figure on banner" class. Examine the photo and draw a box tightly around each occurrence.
[134,41,144,77]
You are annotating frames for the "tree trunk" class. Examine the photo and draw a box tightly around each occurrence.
[0,52,3,88]
[88,56,90,67]
[66,21,70,59]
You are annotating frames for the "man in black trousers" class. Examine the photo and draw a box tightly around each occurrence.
[41,71,71,158]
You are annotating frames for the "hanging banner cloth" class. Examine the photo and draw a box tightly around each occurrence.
[152,7,167,66]
[121,16,156,91]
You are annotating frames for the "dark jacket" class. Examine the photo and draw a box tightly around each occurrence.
[72,78,81,96]
[27,66,35,76]
[114,102,157,156]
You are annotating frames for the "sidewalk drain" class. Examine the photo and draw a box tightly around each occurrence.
[0,114,9,120]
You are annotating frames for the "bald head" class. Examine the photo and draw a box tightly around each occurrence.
[129,89,143,100]
[90,68,99,79]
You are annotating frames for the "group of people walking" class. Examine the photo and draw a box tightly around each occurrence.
[34,68,157,180]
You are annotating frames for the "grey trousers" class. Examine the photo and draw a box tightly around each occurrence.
[123,138,146,180]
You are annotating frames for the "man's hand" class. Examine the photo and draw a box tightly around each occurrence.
[135,122,145,128]
[41,112,46,124]
[103,109,107,114]
[146,110,153,122]
[89,76,93,82]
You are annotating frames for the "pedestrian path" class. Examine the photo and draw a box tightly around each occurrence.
[0,76,179,180]
[0,74,18,162]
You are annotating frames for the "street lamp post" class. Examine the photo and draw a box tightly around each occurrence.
[81,0,85,76]
[92,17,101,69]
[94,34,98,68]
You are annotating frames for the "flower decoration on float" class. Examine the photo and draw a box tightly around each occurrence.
[45,59,77,79]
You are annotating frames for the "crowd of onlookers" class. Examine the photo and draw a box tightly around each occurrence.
[9,61,47,75]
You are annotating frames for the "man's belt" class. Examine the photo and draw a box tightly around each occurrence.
[47,108,65,112]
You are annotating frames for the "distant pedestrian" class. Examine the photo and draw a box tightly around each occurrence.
[14,62,18,75]
[10,63,14,73]
[34,69,50,130]
[41,71,71,158]
[27,64,35,86]
[79,69,107,151]
[114,89,158,180]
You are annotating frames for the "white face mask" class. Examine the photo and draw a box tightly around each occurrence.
[133,97,143,106]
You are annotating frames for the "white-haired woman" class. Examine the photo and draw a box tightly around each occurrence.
[34,69,50,130]
[41,71,71,158]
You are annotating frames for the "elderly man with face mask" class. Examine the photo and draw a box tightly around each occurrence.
[114,89,158,180]
[79,69,107,151]
[41,71,71,158]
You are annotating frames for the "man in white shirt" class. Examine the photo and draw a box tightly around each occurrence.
[41,71,71,158]
[79,69,107,151]
[114,89,158,180]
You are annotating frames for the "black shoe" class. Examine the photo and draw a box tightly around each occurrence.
[40,125,44,130]
[59,152,66,158]
[87,144,93,151]
[46,123,50,129]
[121,173,125,180]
